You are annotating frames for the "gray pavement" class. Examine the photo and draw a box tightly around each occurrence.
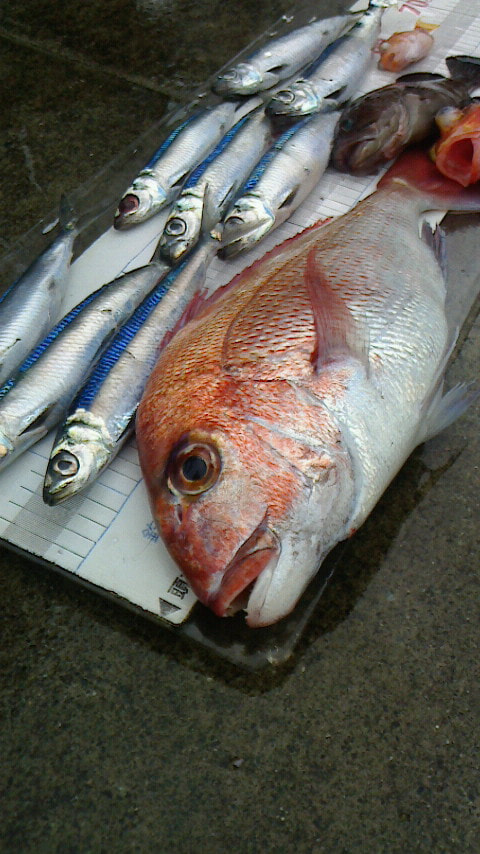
[0,1,479,851]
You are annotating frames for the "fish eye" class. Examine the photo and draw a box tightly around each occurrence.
[166,439,221,496]
[275,90,295,104]
[340,117,354,133]
[51,451,80,477]
[165,218,187,236]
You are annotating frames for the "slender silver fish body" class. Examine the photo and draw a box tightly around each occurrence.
[212,13,360,96]
[114,101,247,229]
[43,239,218,504]
[220,110,339,258]
[0,260,170,469]
[158,111,273,264]
[0,200,77,386]
[266,3,385,119]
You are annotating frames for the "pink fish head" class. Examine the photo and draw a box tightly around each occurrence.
[136,241,356,626]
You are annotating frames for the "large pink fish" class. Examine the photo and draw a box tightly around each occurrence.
[136,150,480,627]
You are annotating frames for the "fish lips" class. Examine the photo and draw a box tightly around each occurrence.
[207,522,281,619]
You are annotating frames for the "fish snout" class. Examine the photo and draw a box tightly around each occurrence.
[212,63,262,96]
[220,197,274,258]
[208,523,281,618]
[114,174,168,228]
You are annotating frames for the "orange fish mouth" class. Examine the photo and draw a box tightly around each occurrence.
[208,522,281,618]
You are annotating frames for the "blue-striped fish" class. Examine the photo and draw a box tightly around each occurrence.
[220,110,339,258]
[0,260,170,469]
[114,101,247,229]
[43,238,218,504]
[158,110,272,264]
[0,197,76,386]
[212,12,360,96]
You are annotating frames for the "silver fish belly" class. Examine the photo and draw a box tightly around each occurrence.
[158,111,272,264]
[0,201,77,386]
[212,13,359,96]
[220,110,339,257]
[114,101,248,229]
[43,239,217,504]
[0,261,170,469]
[266,4,384,118]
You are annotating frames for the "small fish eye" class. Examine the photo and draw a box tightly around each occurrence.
[275,90,295,104]
[52,451,79,477]
[166,439,221,497]
[340,117,354,132]
[165,218,187,236]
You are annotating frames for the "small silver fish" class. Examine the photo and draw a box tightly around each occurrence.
[43,239,218,504]
[220,110,339,258]
[266,2,388,119]
[0,197,76,386]
[158,111,272,265]
[212,13,360,96]
[114,102,247,230]
[0,260,170,469]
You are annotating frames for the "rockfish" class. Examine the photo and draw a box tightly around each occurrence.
[136,150,480,628]
[332,56,480,175]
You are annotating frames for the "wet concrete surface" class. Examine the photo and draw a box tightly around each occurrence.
[0,1,479,851]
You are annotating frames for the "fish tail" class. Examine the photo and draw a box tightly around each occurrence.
[445,55,480,89]
[58,194,78,232]
[378,147,480,212]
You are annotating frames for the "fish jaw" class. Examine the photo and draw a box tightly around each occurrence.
[432,103,480,187]
[220,196,275,258]
[212,63,264,96]
[114,173,169,229]
[208,522,281,617]
[267,80,322,118]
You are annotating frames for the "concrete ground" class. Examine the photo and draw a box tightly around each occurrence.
[1,1,479,852]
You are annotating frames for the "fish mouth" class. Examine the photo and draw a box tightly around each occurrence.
[114,193,140,227]
[208,523,281,618]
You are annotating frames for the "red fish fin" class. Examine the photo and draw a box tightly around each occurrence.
[304,249,369,372]
[379,147,480,211]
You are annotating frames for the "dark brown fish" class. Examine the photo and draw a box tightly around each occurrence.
[332,56,480,175]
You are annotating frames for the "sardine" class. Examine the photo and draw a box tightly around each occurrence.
[114,101,246,229]
[43,239,218,505]
[0,260,170,469]
[136,149,480,627]
[430,102,480,187]
[212,12,360,96]
[220,110,339,258]
[266,2,386,119]
[332,55,480,175]
[0,197,76,386]
[158,111,272,265]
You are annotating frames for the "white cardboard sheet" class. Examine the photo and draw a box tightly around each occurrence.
[1,0,479,632]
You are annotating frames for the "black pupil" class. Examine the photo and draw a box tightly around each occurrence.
[182,455,208,482]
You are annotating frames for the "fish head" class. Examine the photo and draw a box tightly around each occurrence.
[332,93,408,174]
[43,417,113,505]
[267,81,321,118]
[137,369,354,627]
[220,196,275,258]
[114,173,169,229]
[212,63,264,95]
[158,199,203,264]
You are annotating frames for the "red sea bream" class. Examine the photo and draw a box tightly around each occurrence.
[136,150,480,627]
